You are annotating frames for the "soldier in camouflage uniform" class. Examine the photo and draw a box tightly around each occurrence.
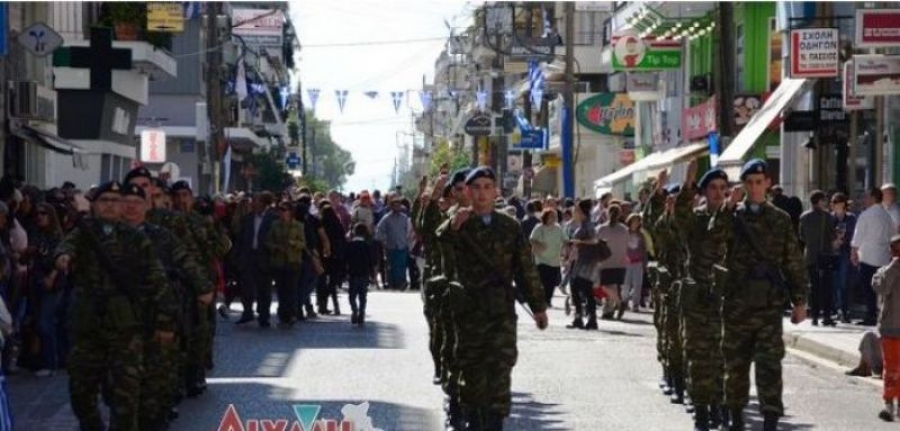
[120,183,214,430]
[673,163,731,431]
[707,159,809,431]
[55,181,176,431]
[437,167,548,431]
[641,178,669,392]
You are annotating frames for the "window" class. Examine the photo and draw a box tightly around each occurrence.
[101,154,112,183]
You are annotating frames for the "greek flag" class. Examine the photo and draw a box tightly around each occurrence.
[529,61,544,108]
[542,6,552,38]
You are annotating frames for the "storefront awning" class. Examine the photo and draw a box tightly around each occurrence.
[11,125,85,156]
[718,77,810,178]
[644,142,710,171]
[593,151,665,189]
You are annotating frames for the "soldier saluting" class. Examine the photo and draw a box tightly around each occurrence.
[708,159,808,431]
[437,166,548,431]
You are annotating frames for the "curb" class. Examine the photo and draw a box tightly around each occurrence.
[783,332,860,369]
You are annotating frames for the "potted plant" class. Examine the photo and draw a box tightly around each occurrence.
[103,2,145,41]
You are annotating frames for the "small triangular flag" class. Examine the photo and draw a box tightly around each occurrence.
[391,91,404,114]
[364,91,379,99]
[335,90,349,114]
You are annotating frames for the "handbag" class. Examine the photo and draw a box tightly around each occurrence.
[578,239,612,265]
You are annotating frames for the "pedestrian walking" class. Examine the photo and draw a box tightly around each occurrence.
[530,208,566,307]
[346,223,375,326]
[873,234,900,421]
[852,187,895,326]
[265,202,305,328]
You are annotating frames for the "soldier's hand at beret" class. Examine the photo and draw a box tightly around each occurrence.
[432,174,449,199]
[533,311,548,330]
[727,186,744,209]
[197,292,214,306]
[452,207,471,231]
[154,330,175,344]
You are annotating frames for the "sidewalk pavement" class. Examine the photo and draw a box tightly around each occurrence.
[782,316,870,369]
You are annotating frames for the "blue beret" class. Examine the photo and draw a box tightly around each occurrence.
[740,159,768,180]
[699,169,729,189]
[121,183,146,200]
[124,166,152,184]
[465,166,497,185]
[450,168,472,186]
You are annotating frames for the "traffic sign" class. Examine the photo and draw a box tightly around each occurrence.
[515,129,546,150]
[286,153,301,170]
[17,22,63,57]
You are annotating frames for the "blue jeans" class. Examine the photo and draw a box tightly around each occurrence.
[36,290,63,370]
[298,259,318,309]
[833,254,850,315]
[386,249,409,289]
[348,275,369,316]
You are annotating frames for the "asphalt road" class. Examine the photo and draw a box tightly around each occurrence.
[8,291,896,430]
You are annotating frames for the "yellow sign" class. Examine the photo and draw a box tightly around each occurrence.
[543,154,561,168]
[147,3,184,33]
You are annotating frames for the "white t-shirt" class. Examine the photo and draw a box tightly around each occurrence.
[852,205,895,267]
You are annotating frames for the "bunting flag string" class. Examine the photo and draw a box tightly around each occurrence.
[335,90,349,113]
[391,91,404,114]
[307,88,320,111]
[364,91,379,99]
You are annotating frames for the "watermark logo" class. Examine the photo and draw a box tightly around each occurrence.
[217,402,383,431]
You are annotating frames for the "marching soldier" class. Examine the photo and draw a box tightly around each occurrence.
[641,174,669,393]
[55,181,175,431]
[120,183,214,430]
[437,167,548,430]
[708,159,808,431]
[673,162,731,431]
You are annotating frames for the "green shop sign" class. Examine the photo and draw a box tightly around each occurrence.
[576,93,635,136]
[611,34,682,71]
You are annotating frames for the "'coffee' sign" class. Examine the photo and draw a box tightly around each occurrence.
[575,93,635,136]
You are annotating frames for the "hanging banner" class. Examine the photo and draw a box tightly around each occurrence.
[335,89,348,113]
[611,32,682,71]
[140,129,167,163]
[789,28,840,78]
[853,55,900,96]
[682,96,717,141]
[855,9,900,48]
[575,93,635,136]
[843,60,874,111]
[307,88,320,111]
[391,91,403,114]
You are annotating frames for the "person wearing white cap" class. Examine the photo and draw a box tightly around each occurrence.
[882,183,900,232]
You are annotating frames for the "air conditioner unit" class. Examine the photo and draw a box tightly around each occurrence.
[11,81,38,119]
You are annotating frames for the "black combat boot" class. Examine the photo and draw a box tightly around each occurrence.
[483,411,504,431]
[762,412,779,431]
[446,399,464,431]
[685,394,695,414]
[692,405,710,431]
[584,316,599,330]
[663,375,675,396]
[727,408,744,431]
[464,409,484,431]
[670,374,685,404]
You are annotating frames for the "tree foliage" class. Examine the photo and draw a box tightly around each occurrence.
[428,138,470,178]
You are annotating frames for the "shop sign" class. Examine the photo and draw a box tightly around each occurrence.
[843,61,874,111]
[853,55,900,96]
[682,96,716,141]
[626,72,662,101]
[232,9,285,48]
[819,94,847,124]
[575,93,635,136]
[789,28,839,78]
[611,33,682,71]
[464,114,493,136]
[855,9,900,48]
[147,3,185,33]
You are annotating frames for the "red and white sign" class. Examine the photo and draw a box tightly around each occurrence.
[856,9,900,48]
[853,55,900,96]
[790,28,840,78]
[681,96,716,141]
[843,61,874,111]
[140,129,167,163]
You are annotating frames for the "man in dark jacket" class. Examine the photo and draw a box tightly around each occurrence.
[799,190,837,326]
[235,192,277,326]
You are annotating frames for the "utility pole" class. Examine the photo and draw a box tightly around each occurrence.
[492,25,505,184]
[561,2,575,199]
[715,2,735,139]
[206,2,224,194]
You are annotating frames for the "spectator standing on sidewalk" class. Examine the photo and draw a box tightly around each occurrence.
[831,193,857,323]
[799,190,837,326]
[623,213,648,312]
[376,197,412,290]
[872,234,900,421]
[852,187,895,326]
[597,204,630,320]
[881,184,900,232]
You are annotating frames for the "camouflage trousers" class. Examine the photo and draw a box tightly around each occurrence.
[680,280,724,406]
[69,331,143,431]
[454,307,517,417]
[721,302,785,415]
[647,266,666,367]
[140,338,180,428]
[663,280,684,379]
[186,301,211,388]
[423,284,443,381]
[439,297,459,399]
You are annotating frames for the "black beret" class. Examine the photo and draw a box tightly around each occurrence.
[153,178,170,194]
[450,168,472,186]
[740,159,767,180]
[464,166,496,185]
[121,183,146,200]
[124,166,153,184]
[442,182,454,198]
[699,169,729,189]
[94,181,123,199]
[170,180,192,194]
[665,184,681,195]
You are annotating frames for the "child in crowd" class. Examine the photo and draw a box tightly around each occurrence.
[873,234,900,421]
[346,224,375,326]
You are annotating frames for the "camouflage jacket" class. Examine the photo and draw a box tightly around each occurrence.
[643,189,687,277]
[147,208,202,260]
[437,211,547,315]
[418,199,447,280]
[140,222,213,297]
[708,200,809,306]
[56,218,176,334]
[266,219,306,269]
[673,188,727,286]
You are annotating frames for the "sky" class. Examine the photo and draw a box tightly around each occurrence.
[291,0,478,193]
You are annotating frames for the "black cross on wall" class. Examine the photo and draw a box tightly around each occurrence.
[69,27,133,91]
